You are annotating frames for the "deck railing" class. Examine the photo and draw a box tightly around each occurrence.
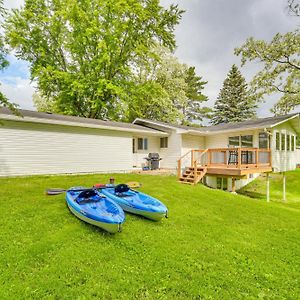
[177,147,272,178]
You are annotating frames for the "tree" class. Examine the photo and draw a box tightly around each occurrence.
[211,65,256,125]
[181,67,209,125]
[288,0,300,16]
[235,30,300,115]
[32,92,56,112]
[5,0,183,120]
[0,0,17,112]
[128,46,208,124]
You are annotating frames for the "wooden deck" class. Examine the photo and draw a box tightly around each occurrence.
[178,147,272,184]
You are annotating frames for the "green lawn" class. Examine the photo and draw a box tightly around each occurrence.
[239,169,300,209]
[0,173,299,299]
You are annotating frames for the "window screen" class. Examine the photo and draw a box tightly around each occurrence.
[287,134,290,151]
[281,133,285,151]
[291,135,295,151]
[137,138,143,150]
[259,132,268,149]
[160,137,168,148]
[143,138,148,150]
[229,136,240,147]
[241,135,253,148]
[276,132,280,150]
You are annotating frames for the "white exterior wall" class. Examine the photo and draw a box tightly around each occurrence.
[270,122,298,172]
[0,121,133,176]
[132,135,160,168]
[160,131,182,169]
[205,174,260,191]
[205,129,260,148]
[181,134,205,155]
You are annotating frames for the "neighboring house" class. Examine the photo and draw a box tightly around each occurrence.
[1,108,299,192]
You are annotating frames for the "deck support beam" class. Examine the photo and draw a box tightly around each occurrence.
[283,172,286,202]
[231,177,236,193]
[266,173,270,202]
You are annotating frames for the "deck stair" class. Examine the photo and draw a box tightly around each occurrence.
[179,166,207,185]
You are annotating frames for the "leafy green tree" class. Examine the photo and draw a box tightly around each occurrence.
[128,46,208,124]
[211,65,256,125]
[0,0,17,112]
[235,30,300,115]
[5,0,183,120]
[288,0,300,16]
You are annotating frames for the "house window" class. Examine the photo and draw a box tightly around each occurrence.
[276,132,280,150]
[291,135,295,151]
[287,134,290,151]
[241,135,253,148]
[281,133,285,151]
[137,138,148,150]
[160,137,168,148]
[259,132,269,149]
[217,177,228,190]
[229,136,240,147]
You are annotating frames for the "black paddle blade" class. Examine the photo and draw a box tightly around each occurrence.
[45,188,66,195]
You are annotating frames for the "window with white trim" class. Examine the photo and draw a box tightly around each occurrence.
[137,138,148,150]
[160,137,168,148]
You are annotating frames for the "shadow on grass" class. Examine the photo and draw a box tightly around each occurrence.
[238,190,265,200]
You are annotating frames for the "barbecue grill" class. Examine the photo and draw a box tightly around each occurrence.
[144,153,162,170]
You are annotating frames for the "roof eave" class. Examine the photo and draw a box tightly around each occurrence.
[0,114,168,136]
[269,113,300,128]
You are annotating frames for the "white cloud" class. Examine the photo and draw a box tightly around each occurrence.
[3,0,24,9]
[1,77,35,110]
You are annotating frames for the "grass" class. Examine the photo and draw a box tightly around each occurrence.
[239,169,300,209]
[0,173,299,299]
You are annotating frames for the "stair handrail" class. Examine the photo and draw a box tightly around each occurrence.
[193,149,209,184]
[177,150,192,179]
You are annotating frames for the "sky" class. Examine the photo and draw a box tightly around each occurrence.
[0,0,299,116]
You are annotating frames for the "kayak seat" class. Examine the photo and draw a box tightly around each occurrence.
[115,184,130,194]
[76,189,100,204]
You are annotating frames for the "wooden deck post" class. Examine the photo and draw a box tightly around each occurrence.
[177,160,181,179]
[255,148,259,168]
[238,148,241,169]
[283,172,286,202]
[232,177,236,193]
[191,150,194,167]
[266,173,270,202]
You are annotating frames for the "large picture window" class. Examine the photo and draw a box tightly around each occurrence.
[241,135,253,148]
[259,132,268,149]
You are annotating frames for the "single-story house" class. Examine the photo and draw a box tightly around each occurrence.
[1,107,299,193]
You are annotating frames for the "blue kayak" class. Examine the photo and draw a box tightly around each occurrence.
[66,187,125,233]
[101,184,168,221]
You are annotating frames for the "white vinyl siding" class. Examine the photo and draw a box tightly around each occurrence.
[181,134,205,154]
[271,122,298,172]
[132,136,160,168]
[0,121,133,176]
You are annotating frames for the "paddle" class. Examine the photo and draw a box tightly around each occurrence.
[45,181,142,195]
[45,187,102,196]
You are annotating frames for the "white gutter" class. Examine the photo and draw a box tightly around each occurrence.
[0,114,168,136]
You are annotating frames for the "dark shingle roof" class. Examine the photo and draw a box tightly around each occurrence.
[134,113,299,134]
[199,113,299,133]
[0,107,165,134]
